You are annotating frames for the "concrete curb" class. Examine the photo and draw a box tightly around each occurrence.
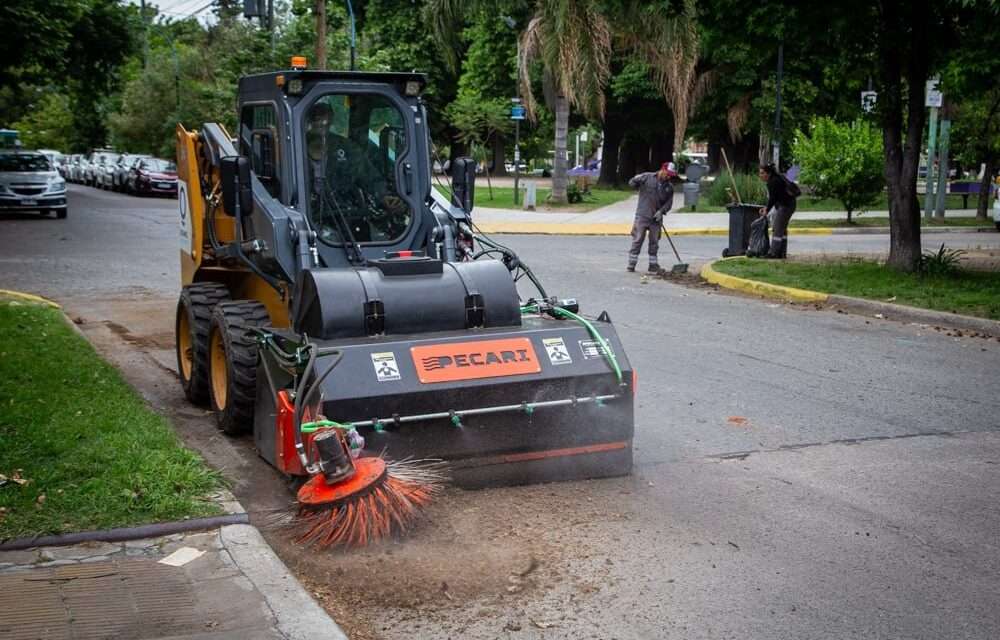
[0,288,61,308]
[474,222,995,237]
[222,524,348,640]
[700,258,1000,336]
[699,259,829,303]
[826,295,1000,336]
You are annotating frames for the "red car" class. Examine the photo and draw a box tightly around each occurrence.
[127,157,178,197]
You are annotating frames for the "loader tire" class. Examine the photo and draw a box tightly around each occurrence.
[175,283,230,405]
[208,301,270,436]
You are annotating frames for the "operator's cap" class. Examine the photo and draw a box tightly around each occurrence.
[661,162,678,177]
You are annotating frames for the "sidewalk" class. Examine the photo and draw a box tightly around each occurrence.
[472,194,989,235]
[0,521,346,640]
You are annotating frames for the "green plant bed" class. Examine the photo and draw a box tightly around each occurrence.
[682,193,973,214]
[433,185,632,212]
[0,299,221,540]
[713,258,1000,320]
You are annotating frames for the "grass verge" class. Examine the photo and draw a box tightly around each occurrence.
[787,216,993,228]
[712,258,1000,320]
[434,185,632,212]
[0,299,221,541]
[683,193,974,214]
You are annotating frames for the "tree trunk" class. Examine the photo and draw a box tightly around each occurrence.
[491,134,508,177]
[315,0,327,70]
[651,135,673,169]
[977,156,994,220]
[598,112,624,187]
[847,208,853,224]
[618,136,638,183]
[550,95,570,204]
[879,0,926,273]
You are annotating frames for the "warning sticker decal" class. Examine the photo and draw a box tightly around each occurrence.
[371,352,401,382]
[542,337,573,365]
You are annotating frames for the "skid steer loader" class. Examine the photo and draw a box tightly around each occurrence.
[174,63,634,494]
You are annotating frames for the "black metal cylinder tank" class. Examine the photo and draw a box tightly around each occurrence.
[292,258,521,339]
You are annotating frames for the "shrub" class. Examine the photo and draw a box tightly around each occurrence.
[706,172,768,206]
[919,244,965,277]
[793,117,884,222]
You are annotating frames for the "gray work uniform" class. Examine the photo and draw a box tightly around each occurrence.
[627,172,673,269]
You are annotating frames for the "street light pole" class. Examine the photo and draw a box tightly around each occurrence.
[772,42,783,167]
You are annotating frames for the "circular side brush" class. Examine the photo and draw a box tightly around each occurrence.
[291,430,446,548]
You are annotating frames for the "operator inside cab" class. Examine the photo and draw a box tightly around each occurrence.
[305,95,411,245]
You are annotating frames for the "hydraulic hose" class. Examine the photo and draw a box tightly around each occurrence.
[521,304,623,385]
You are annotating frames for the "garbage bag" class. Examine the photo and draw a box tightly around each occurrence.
[746,215,770,258]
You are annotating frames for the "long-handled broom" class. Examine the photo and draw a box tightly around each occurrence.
[658,222,689,274]
[256,331,446,548]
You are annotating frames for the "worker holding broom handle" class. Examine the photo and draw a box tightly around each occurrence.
[627,162,676,272]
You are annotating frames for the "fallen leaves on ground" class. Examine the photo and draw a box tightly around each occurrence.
[727,416,750,427]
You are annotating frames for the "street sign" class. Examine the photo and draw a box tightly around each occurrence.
[925,78,943,108]
[861,90,877,113]
[511,105,526,120]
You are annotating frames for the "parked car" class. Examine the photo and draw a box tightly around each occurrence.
[0,150,68,218]
[110,154,149,192]
[95,152,122,190]
[127,157,178,197]
[84,149,115,186]
[37,149,65,175]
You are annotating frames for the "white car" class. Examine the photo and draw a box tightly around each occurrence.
[0,151,67,218]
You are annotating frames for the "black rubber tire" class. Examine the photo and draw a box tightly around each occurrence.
[721,247,730,258]
[56,209,67,219]
[208,300,270,436]
[175,282,230,405]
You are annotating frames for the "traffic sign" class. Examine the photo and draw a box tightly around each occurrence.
[511,105,526,120]
[925,78,943,108]
[861,90,877,113]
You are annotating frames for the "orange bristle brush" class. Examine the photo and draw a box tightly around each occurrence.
[288,428,446,548]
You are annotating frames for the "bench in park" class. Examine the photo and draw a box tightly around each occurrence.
[949,181,998,208]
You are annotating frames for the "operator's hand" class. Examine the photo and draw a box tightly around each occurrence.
[653,211,663,224]
[759,207,767,216]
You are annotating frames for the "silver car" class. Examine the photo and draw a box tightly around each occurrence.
[0,151,68,218]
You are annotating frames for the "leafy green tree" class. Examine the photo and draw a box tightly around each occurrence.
[793,117,884,222]
[11,93,75,150]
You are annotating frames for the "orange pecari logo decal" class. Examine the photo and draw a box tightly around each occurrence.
[411,338,541,383]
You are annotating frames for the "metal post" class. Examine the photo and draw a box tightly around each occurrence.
[575,132,580,169]
[514,37,521,205]
[924,106,939,220]
[772,42,783,167]
[934,118,951,220]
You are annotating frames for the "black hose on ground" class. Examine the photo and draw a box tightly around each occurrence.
[0,513,250,551]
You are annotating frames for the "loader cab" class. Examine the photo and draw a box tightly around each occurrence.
[237,70,432,268]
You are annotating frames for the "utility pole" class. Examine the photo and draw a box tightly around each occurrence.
[502,16,521,205]
[315,0,327,69]
[772,42,783,168]
[140,0,149,68]
[346,0,357,70]
[268,0,275,54]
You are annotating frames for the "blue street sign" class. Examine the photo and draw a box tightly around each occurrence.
[511,105,526,120]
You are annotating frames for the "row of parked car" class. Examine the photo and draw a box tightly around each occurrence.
[59,149,178,197]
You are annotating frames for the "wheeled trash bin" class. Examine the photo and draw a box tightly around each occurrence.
[722,203,764,257]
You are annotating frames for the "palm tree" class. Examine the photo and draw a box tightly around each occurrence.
[622,0,713,160]
[427,0,611,204]
[518,0,611,203]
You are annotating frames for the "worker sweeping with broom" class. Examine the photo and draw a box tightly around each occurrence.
[627,162,676,273]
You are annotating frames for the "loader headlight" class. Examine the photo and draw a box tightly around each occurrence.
[404,81,421,96]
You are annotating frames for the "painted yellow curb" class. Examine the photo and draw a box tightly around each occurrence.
[0,289,61,308]
[700,259,829,303]
[474,222,834,237]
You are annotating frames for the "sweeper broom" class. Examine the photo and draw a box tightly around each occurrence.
[174,61,635,547]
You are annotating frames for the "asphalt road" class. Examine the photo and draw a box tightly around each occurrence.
[3,185,1000,639]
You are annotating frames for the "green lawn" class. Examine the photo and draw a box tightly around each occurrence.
[682,193,973,214]
[0,299,221,540]
[787,216,994,228]
[713,258,1000,320]
[435,185,633,212]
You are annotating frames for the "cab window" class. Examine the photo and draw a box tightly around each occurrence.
[304,93,411,245]
[240,104,281,199]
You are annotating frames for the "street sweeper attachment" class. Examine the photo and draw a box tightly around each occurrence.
[254,330,445,547]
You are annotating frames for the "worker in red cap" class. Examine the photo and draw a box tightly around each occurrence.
[626,162,676,272]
